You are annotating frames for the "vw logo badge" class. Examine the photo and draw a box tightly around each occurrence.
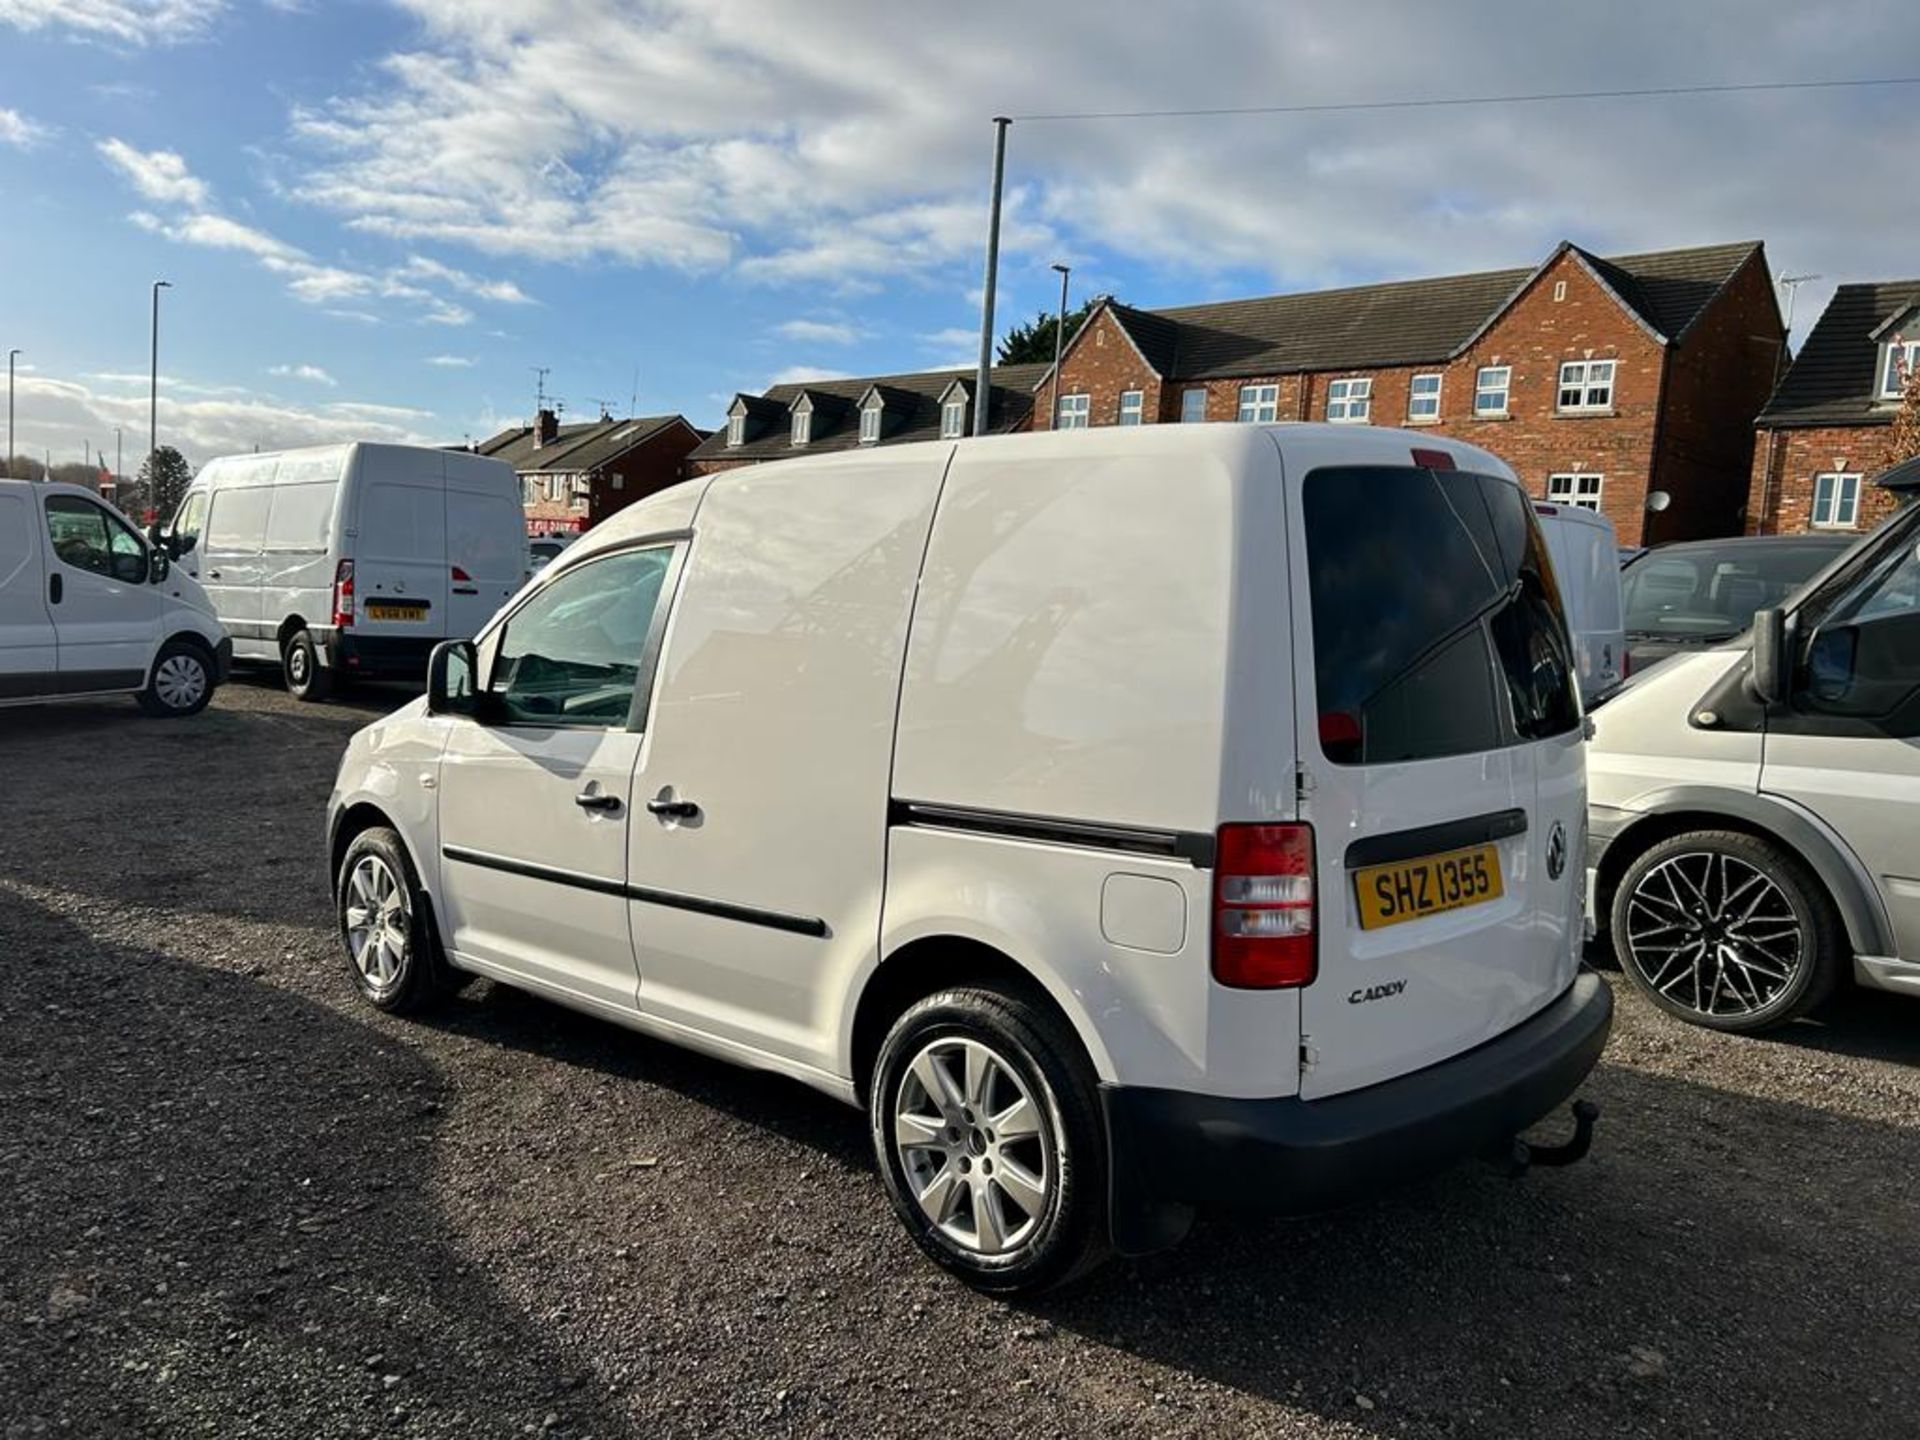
[1546,821,1568,881]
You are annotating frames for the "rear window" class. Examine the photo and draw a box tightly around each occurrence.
[1621,541,1846,640]
[1304,466,1581,765]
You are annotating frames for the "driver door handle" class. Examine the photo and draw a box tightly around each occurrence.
[646,797,700,820]
[574,790,622,813]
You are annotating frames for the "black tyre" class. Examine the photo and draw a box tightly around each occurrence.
[870,985,1110,1293]
[1610,829,1843,1034]
[282,628,332,702]
[336,826,454,1014]
[136,639,215,717]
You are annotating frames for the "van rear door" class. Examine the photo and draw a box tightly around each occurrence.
[1289,460,1585,1100]
[350,448,448,643]
[442,455,525,639]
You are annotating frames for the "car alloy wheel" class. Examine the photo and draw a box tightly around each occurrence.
[344,853,410,993]
[891,1036,1053,1258]
[1622,850,1805,1019]
[152,652,208,712]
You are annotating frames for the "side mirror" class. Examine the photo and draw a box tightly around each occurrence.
[427,639,478,716]
[1749,607,1788,704]
[149,548,170,584]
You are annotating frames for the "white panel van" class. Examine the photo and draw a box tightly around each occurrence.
[326,425,1611,1291]
[1,480,228,716]
[1533,502,1628,704]
[163,443,525,699]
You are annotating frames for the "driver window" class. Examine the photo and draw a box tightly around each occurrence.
[489,545,673,727]
[171,492,208,555]
[46,495,146,583]
[1801,539,1920,728]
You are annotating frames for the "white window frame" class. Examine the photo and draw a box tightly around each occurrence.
[1117,390,1144,426]
[1237,384,1279,423]
[1546,473,1604,511]
[790,407,811,446]
[1474,366,1511,416]
[1812,472,1862,529]
[1325,377,1372,423]
[1056,392,1090,429]
[726,413,745,447]
[940,398,966,438]
[1882,338,1920,400]
[1407,373,1442,422]
[858,403,882,444]
[1180,388,1208,423]
[1557,359,1616,413]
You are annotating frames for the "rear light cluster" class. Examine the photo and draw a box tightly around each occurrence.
[1212,823,1316,989]
[331,559,355,630]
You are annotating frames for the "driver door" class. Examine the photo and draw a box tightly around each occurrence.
[1762,521,1920,964]
[435,543,681,1012]
[42,492,163,693]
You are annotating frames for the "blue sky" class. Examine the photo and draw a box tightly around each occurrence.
[2,0,1916,467]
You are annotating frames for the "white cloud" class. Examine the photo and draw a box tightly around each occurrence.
[272,0,1918,326]
[269,363,336,386]
[98,138,210,207]
[0,0,227,47]
[398,254,533,304]
[775,319,863,345]
[13,368,441,468]
[767,366,852,387]
[425,354,474,367]
[0,107,49,148]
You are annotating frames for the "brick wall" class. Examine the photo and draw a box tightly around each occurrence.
[1035,308,1165,429]
[1745,423,1902,535]
[590,421,702,522]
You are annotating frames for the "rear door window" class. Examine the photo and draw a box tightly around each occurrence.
[1303,465,1580,764]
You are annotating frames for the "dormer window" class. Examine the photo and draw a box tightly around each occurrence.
[938,381,970,438]
[857,388,887,444]
[790,395,814,447]
[726,397,749,447]
[1882,334,1919,399]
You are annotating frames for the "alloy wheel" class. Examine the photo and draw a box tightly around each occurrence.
[1623,850,1805,1018]
[893,1037,1053,1257]
[344,854,410,990]
[152,654,207,711]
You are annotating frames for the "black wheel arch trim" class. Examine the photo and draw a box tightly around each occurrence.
[1592,789,1890,957]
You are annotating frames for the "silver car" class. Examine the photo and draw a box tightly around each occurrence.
[1587,457,1920,1033]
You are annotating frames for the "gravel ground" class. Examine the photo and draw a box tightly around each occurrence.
[4,676,1919,1439]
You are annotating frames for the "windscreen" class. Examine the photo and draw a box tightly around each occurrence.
[1304,466,1581,765]
[1621,541,1847,640]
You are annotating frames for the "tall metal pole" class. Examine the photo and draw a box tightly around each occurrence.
[150,279,171,511]
[1049,263,1070,429]
[972,117,1011,438]
[116,428,122,489]
[6,348,18,480]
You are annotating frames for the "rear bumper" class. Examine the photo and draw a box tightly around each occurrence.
[1102,971,1613,1253]
[323,631,437,682]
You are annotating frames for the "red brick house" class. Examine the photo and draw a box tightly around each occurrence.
[1746,280,1920,536]
[478,409,706,535]
[1033,240,1782,546]
[687,363,1048,476]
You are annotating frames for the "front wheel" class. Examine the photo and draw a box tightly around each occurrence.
[337,826,453,1014]
[1610,829,1842,1033]
[137,640,215,717]
[870,985,1110,1293]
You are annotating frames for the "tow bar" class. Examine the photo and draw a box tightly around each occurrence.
[1498,1099,1600,1177]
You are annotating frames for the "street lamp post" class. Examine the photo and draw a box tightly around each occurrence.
[1049,264,1070,428]
[149,279,171,514]
[971,117,1011,437]
[7,348,19,480]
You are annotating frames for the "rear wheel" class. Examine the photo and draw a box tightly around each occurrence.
[137,639,214,717]
[282,628,332,702]
[1610,829,1842,1033]
[870,985,1110,1293]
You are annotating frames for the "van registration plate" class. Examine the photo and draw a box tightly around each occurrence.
[365,601,429,622]
[1353,843,1503,930]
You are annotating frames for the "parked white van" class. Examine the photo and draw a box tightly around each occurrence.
[1589,457,1920,1033]
[326,424,1612,1290]
[1,479,227,716]
[161,443,525,699]
[1533,502,1627,705]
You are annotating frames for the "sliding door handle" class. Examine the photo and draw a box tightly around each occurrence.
[645,796,700,820]
[574,790,622,813]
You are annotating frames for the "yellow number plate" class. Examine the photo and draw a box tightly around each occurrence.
[1354,843,1503,930]
[365,601,429,622]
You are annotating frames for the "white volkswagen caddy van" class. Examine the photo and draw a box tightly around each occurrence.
[327,424,1611,1291]
[1,479,228,716]
[161,443,525,700]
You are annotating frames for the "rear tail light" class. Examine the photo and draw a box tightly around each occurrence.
[331,559,355,629]
[1213,823,1316,989]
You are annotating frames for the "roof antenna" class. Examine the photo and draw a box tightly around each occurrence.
[630,366,639,418]
[530,365,552,414]
[585,396,618,422]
